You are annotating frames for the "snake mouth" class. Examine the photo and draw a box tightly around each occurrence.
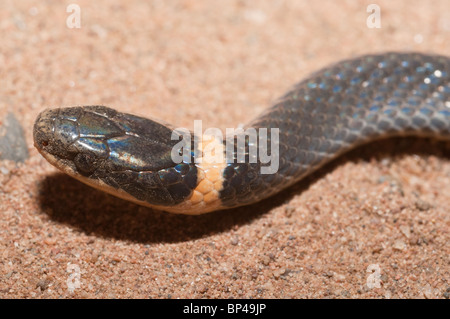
[33,108,85,175]
[33,108,57,152]
[33,109,74,179]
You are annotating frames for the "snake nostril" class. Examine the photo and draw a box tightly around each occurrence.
[41,140,49,147]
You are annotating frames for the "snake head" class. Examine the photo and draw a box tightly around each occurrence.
[33,106,200,210]
[33,105,186,176]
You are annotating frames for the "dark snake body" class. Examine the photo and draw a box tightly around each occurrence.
[33,53,450,214]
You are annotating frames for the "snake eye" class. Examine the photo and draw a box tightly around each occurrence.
[74,153,97,175]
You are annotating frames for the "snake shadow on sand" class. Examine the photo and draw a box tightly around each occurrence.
[37,137,450,244]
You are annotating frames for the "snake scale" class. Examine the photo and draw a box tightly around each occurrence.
[33,52,450,214]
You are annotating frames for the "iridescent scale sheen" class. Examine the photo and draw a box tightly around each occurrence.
[219,53,450,207]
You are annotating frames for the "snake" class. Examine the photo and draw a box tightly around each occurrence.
[33,52,450,215]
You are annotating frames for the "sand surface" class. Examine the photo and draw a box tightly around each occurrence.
[0,0,449,298]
